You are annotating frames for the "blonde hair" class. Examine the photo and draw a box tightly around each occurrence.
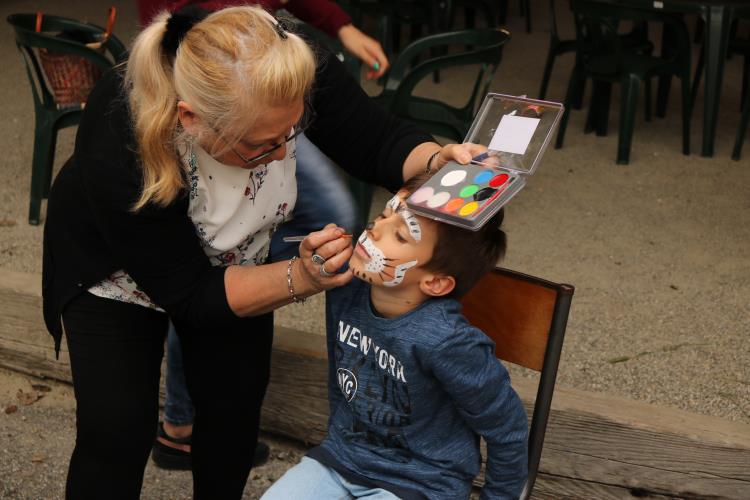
[125,6,316,210]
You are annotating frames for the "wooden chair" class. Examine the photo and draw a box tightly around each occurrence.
[461,267,574,500]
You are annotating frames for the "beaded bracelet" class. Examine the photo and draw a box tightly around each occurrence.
[286,256,305,304]
[425,150,441,175]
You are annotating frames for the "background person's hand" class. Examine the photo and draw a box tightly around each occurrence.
[337,24,389,80]
[296,224,353,293]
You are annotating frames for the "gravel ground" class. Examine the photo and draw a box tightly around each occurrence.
[0,368,310,499]
[0,0,749,496]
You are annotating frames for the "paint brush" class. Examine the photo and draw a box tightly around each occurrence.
[282,234,353,243]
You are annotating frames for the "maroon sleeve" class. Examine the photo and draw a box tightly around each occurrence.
[136,0,175,25]
[284,0,352,38]
[159,0,351,39]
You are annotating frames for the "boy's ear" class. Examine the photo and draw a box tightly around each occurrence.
[419,272,455,297]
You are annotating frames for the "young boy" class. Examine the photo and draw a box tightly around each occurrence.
[263,176,528,500]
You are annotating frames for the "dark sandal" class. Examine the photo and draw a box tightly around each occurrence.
[151,422,271,470]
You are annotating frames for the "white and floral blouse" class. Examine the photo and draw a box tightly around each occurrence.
[88,139,297,310]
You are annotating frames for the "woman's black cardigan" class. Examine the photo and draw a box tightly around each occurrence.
[42,50,432,352]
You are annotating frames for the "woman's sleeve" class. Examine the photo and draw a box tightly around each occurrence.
[304,48,434,193]
[74,70,236,328]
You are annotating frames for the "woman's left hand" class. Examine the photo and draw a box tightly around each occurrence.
[403,142,489,181]
[430,143,488,170]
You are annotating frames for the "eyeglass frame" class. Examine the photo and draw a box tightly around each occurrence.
[209,117,311,166]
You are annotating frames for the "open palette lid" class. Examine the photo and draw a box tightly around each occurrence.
[464,93,564,175]
[405,93,563,231]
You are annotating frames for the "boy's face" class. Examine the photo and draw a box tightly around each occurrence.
[349,193,438,288]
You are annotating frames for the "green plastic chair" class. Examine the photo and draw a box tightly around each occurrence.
[539,0,652,113]
[373,28,511,143]
[7,13,126,225]
[555,1,692,164]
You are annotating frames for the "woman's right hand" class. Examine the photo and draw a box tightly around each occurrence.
[296,224,354,293]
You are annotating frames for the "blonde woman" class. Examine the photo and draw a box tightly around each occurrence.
[43,5,479,499]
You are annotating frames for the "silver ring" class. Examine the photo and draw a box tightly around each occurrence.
[319,265,335,278]
[312,253,326,265]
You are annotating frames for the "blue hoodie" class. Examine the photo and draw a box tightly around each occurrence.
[308,279,528,499]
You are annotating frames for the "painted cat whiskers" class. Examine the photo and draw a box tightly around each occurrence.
[353,196,423,287]
[356,232,417,287]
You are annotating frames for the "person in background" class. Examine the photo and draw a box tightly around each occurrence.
[45,5,478,498]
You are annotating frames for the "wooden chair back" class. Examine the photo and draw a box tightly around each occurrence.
[461,267,574,500]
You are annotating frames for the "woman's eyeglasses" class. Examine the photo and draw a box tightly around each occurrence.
[229,124,307,165]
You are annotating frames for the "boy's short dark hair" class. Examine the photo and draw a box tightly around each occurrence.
[403,172,507,298]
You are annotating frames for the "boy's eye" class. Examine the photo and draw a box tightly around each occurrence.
[375,213,385,220]
[396,232,408,243]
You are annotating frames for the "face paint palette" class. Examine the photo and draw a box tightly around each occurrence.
[406,93,564,230]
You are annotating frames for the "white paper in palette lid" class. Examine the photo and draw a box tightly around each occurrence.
[463,93,564,176]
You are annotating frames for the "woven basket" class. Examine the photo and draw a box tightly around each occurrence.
[35,8,116,109]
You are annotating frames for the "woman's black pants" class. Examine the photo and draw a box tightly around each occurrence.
[63,292,273,499]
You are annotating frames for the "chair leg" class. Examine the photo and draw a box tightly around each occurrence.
[585,81,610,136]
[694,16,704,44]
[740,53,749,112]
[691,41,706,111]
[570,58,587,110]
[732,84,750,160]
[617,75,641,164]
[596,82,612,136]
[681,71,691,156]
[656,75,672,118]
[556,68,584,149]
[498,0,509,25]
[538,38,559,100]
[29,117,57,225]
[524,0,531,33]
[656,22,676,118]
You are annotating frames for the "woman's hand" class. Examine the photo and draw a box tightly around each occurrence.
[295,224,354,294]
[402,142,488,181]
[430,143,488,170]
[337,25,389,80]
[224,225,352,316]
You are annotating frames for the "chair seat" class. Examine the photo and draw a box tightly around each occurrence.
[587,51,681,80]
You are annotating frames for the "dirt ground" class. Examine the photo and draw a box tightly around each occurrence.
[0,368,311,499]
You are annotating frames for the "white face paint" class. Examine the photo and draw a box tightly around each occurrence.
[383,259,418,287]
[387,195,422,242]
[356,232,418,287]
